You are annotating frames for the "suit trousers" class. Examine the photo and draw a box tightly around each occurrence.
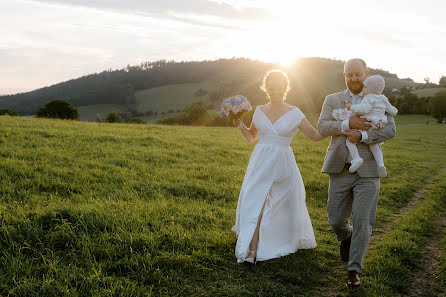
[327,167,380,273]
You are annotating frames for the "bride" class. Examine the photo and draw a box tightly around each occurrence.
[232,70,326,264]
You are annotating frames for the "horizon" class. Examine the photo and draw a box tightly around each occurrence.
[0,56,421,96]
[1,0,445,95]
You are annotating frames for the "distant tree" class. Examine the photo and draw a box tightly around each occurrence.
[183,101,207,121]
[125,83,137,106]
[429,91,446,123]
[117,112,132,123]
[35,99,79,120]
[128,109,144,117]
[105,112,123,123]
[399,86,411,96]
[130,118,146,124]
[157,101,208,125]
[0,108,18,116]
[194,88,208,97]
[417,97,430,115]
[439,76,446,86]
[406,93,421,114]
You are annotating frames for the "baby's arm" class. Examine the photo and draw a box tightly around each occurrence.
[349,96,373,115]
[383,96,398,116]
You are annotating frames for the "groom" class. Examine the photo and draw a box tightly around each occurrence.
[317,58,396,286]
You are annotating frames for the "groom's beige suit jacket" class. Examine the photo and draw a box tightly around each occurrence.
[317,89,396,177]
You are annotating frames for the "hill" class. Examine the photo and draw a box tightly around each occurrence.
[0,58,422,121]
[413,87,446,97]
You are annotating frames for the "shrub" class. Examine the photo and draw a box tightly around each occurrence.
[429,91,446,123]
[130,118,146,124]
[0,108,18,116]
[35,99,79,120]
[105,112,123,123]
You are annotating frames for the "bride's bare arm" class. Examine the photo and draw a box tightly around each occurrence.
[233,118,258,142]
[299,117,327,141]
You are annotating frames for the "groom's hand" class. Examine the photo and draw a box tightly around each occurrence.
[349,115,371,131]
[344,129,362,144]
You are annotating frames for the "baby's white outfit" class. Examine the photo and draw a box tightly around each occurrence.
[350,94,398,129]
[332,75,398,177]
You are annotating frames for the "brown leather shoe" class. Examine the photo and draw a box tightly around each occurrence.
[340,234,352,262]
[346,270,361,287]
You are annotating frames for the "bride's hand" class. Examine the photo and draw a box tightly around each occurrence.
[233,118,241,127]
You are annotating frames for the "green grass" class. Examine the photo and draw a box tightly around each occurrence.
[394,114,437,125]
[439,227,446,297]
[413,87,446,97]
[0,115,445,296]
[336,173,446,297]
[76,82,218,123]
[77,104,129,122]
[135,82,218,113]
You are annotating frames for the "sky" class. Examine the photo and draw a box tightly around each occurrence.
[1,0,445,95]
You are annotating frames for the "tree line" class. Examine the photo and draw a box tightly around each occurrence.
[0,57,418,116]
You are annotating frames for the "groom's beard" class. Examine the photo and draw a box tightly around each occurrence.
[347,81,364,94]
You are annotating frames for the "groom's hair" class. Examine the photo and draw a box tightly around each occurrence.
[344,58,367,72]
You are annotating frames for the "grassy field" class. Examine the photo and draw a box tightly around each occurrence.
[393,114,437,125]
[0,115,445,296]
[76,82,218,123]
[440,227,446,297]
[135,82,217,113]
[77,104,129,122]
[413,87,446,97]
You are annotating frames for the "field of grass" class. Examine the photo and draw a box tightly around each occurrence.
[0,115,445,296]
[77,104,129,122]
[393,114,437,125]
[135,82,218,114]
[413,87,446,97]
[76,82,218,123]
[439,228,446,297]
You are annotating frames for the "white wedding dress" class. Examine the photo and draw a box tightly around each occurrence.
[232,106,317,263]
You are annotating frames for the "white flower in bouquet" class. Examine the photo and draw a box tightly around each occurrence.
[219,95,252,119]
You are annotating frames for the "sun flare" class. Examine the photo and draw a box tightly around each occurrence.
[238,20,304,68]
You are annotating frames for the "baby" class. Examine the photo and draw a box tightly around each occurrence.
[333,74,398,178]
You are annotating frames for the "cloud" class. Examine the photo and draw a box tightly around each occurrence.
[24,0,272,29]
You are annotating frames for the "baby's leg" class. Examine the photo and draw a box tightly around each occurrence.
[346,139,363,172]
[369,144,384,167]
[369,143,387,177]
[346,139,361,161]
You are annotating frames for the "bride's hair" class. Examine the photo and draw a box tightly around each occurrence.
[260,70,291,100]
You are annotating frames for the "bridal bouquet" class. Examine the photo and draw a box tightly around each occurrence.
[219,95,252,119]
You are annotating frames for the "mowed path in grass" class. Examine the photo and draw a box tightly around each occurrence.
[0,116,445,296]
